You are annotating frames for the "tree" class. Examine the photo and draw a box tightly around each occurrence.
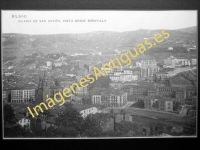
[154,122,164,135]
[30,118,45,137]
[4,124,33,137]
[173,101,181,111]
[55,103,84,136]
[81,114,103,137]
[4,104,16,126]
[131,100,144,108]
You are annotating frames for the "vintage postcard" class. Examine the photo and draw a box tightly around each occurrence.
[2,10,197,138]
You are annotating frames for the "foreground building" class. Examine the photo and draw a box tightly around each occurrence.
[11,88,36,103]
[91,88,128,108]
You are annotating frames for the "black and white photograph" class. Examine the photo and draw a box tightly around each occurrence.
[2,10,197,138]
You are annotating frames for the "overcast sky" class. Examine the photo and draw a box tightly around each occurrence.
[2,10,197,34]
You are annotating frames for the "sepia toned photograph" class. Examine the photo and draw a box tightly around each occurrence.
[2,10,197,138]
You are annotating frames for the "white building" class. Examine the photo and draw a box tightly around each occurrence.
[74,105,98,118]
[11,89,36,103]
[191,58,197,65]
[92,95,101,104]
[164,100,173,112]
[15,114,31,129]
[46,61,52,67]
[167,47,173,50]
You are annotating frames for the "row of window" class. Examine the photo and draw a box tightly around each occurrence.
[11,99,33,103]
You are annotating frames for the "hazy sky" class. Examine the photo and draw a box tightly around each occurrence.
[2,10,197,34]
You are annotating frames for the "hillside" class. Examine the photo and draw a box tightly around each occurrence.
[2,26,197,59]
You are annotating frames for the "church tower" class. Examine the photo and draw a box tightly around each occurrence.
[37,71,50,102]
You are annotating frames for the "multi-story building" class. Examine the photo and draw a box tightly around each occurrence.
[123,68,133,75]
[91,88,127,108]
[136,59,160,77]
[164,56,191,68]
[191,58,197,65]
[157,87,174,97]
[121,85,133,101]
[158,98,173,112]
[75,87,88,95]
[109,75,120,82]
[144,96,174,112]
[11,88,36,103]
[3,91,7,103]
[155,72,169,80]
[185,86,196,99]
[144,96,160,109]
[109,81,124,89]
[132,67,141,77]
[132,85,150,96]
[147,88,158,96]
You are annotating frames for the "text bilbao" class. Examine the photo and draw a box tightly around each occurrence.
[27,29,170,118]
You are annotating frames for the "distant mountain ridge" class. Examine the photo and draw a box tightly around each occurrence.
[175,26,197,33]
[2,26,197,57]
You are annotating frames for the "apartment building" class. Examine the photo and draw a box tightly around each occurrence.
[136,59,160,77]
[158,98,173,112]
[11,88,36,103]
[144,96,174,112]
[91,88,127,108]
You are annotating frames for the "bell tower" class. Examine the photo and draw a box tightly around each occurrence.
[42,71,50,89]
[37,71,50,102]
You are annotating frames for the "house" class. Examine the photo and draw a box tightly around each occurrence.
[73,104,98,118]
[15,114,31,129]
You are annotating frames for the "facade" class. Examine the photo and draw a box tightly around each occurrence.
[158,99,173,112]
[3,91,7,103]
[11,89,36,103]
[132,86,149,96]
[144,96,174,112]
[46,61,52,67]
[92,95,101,104]
[74,105,98,118]
[136,59,160,77]
[100,92,127,108]
[164,56,191,68]
[191,58,197,65]
[155,72,169,80]
[144,96,159,109]
[91,88,128,108]
[109,81,123,89]
[121,85,133,101]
